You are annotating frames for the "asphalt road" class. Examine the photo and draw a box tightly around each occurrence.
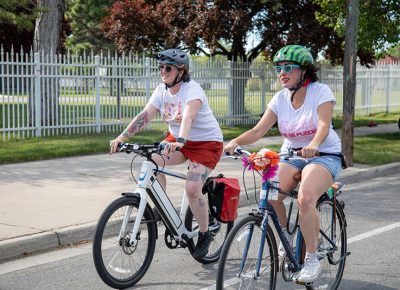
[0,172,399,290]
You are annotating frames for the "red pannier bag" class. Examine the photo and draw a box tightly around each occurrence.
[202,174,241,223]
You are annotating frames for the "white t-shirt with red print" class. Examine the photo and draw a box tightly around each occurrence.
[268,82,341,153]
[149,80,223,142]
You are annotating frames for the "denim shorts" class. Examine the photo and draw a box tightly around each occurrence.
[280,154,342,181]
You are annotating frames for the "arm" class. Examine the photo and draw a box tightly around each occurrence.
[179,99,201,140]
[110,104,158,153]
[224,108,278,154]
[301,101,334,158]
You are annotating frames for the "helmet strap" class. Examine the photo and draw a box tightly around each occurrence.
[289,73,309,102]
[164,70,183,90]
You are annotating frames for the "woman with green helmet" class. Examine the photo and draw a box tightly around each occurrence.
[225,44,343,283]
[110,48,223,260]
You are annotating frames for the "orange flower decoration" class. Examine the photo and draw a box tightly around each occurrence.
[247,148,280,171]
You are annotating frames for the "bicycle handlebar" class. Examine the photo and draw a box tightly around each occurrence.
[117,142,181,155]
[226,146,341,160]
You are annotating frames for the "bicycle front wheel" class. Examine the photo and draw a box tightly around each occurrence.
[310,197,347,290]
[216,215,278,290]
[92,196,157,289]
[185,208,234,264]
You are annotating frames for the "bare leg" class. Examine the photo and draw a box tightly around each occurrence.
[298,164,333,252]
[185,161,210,232]
[269,163,299,227]
[152,151,188,197]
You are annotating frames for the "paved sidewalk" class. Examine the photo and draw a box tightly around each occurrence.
[0,123,399,262]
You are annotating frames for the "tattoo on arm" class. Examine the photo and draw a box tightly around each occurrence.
[122,111,149,138]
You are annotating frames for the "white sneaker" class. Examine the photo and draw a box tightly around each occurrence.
[278,222,295,258]
[297,254,322,283]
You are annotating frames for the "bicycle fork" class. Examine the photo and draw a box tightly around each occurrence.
[118,162,155,247]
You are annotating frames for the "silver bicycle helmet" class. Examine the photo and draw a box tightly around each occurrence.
[157,48,189,73]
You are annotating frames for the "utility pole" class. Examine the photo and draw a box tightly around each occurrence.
[342,0,359,167]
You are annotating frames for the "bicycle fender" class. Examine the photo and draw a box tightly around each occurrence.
[121,192,159,238]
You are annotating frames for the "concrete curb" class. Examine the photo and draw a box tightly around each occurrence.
[339,162,400,184]
[1,162,399,262]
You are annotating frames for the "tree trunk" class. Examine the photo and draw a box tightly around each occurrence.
[342,0,359,167]
[230,62,251,125]
[30,0,64,134]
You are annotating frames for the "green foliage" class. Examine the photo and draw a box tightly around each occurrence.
[65,0,116,54]
[102,0,342,64]
[0,0,38,31]
[313,0,400,64]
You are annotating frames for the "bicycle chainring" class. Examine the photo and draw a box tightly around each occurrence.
[280,254,297,282]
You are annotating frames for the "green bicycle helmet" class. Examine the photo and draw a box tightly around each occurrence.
[273,45,314,67]
[157,48,189,73]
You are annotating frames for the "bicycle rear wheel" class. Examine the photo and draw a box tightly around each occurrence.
[216,215,278,290]
[92,196,157,289]
[308,197,347,290]
[185,208,234,264]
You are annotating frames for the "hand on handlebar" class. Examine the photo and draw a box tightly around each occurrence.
[224,140,241,156]
[109,135,128,154]
[163,142,183,156]
[299,145,319,158]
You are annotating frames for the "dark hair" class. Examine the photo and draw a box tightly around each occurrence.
[181,71,191,83]
[303,63,319,83]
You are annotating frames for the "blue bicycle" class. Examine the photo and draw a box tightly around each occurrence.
[216,147,350,290]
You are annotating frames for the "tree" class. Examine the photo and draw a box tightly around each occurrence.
[34,0,64,54]
[32,0,64,135]
[0,0,38,50]
[314,0,400,66]
[65,0,115,54]
[102,0,342,117]
[342,0,359,167]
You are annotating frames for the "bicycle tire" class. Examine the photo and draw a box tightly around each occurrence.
[303,197,347,290]
[216,215,278,290]
[185,207,234,264]
[92,196,157,289]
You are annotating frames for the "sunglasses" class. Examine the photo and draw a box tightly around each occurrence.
[158,65,174,73]
[274,64,301,74]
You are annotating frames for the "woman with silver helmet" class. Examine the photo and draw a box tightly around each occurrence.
[110,48,223,259]
[224,45,343,283]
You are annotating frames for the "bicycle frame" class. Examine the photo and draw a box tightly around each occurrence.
[120,159,199,247]
[243,181,303,278]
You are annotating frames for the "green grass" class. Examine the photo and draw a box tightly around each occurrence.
[353,133,400,165]
[0,112,399,165]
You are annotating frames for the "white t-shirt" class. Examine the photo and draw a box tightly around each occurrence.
[149,80,223,142]
[268,82,341,153]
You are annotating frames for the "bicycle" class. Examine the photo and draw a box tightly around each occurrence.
[216,147,350,290]
[92,142,234,289]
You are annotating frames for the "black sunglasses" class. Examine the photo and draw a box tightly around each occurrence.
[158,65,174,73]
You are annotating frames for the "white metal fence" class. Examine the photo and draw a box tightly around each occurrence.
[1,48,400,140]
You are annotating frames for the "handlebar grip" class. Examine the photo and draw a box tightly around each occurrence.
[295,150,339,157]
[294,150,320,157]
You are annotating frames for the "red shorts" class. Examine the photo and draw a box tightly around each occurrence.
[164,133,223,169]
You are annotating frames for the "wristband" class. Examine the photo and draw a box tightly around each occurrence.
[176,137,186,144]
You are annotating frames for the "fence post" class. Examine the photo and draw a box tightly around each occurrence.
[261,67,266,115]
[386,65,392,113]
[34,52,41,137]
[145,57,150,102]
[227,61,233,126]
[95,55,101,133]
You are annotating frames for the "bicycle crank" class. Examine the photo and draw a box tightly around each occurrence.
[164,228,179,249]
